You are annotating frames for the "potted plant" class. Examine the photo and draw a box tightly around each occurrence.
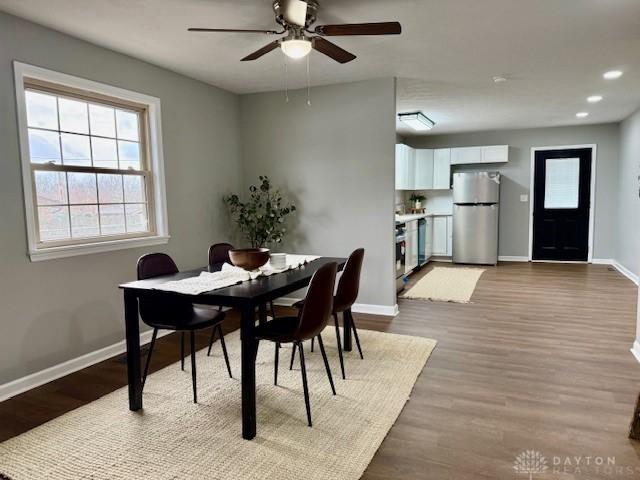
[409,193,426,210]
[224,176,296,270]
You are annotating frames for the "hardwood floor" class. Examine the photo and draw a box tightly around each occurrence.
[1,262,639,479]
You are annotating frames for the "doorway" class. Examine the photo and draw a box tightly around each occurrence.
[529,146,595,262]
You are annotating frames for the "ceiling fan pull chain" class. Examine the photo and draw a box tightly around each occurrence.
[306,54,311,106]
[284,57,289,103]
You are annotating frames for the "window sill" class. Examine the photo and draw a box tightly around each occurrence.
[29,235,170,262]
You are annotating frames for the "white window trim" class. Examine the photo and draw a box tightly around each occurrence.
[13,61,170,261]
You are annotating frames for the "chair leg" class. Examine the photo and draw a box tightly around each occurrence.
[350,311,364,360]
[269,301,277,320]
[217,324,232,378]
[274,342,279,386]
[316,334,336,395]
[142,328,158,390]
[333,313,346,379]
[311,337,315,352]
[190,331,197,403]
[206,325,217,357]
[298,342,312,427]
[289,343,296,370]
[180,332,185,371]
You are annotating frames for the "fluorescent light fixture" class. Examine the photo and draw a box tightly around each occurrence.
[398,112,435,131]
[281,38,312,59]
[576,112,589,118]
[587,95,603,103]
[603,70,623,80]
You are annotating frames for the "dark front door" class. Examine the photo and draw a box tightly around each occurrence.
[532,148,592,261]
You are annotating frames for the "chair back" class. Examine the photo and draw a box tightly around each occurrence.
[333,248,365,312]
[137,253,191,324]
[208,243,234,271]
[295,262,338,340]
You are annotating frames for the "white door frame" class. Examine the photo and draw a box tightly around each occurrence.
[528,144,597,263]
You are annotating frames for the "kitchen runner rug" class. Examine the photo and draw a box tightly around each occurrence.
[402,266,486,303]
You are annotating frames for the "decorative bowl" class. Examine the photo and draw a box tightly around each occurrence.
[229,248,270,271]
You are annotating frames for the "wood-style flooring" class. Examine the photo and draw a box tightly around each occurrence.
[1,262,639,479]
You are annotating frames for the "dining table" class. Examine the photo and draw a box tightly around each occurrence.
[119,256,347,440]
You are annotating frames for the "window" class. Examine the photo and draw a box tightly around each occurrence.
[14,62,169,261]
[544,157,580,209]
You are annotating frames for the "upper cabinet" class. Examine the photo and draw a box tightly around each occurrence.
[395,144,415,190]
[396,145,452,191]
[414,149,434,190]
[433,149,451,189]
[480,145,509,163]
[451,145,509,165]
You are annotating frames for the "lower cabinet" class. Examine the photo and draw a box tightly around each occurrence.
[405,220,419,273]
[432,216,453,256]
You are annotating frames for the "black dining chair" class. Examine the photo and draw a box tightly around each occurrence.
[290,248,365,379]
[138,253,232,403]
[255,261,338,427]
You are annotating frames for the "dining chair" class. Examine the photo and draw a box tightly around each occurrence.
[290,248,365,379]
[138,253,232,403]
[255,261,338,427]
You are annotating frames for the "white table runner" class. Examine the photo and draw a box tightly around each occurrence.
[154,254,320,295]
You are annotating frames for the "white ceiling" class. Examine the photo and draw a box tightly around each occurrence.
[2,0,640,135]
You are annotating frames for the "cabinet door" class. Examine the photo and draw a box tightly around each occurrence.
[446,216,453,256]
[482,145,509,163]
[414,149,434,190]
[433,149,451,189]
[425,218,433,259]
[432,217,448,255]
[405,221,418,272]
[395,144,415,190]
[451,147,482,165]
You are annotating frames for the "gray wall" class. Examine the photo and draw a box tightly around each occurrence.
[404,124,620,259]
[0,13,242,384]
[617,108,640,277]
[239,78,397,307]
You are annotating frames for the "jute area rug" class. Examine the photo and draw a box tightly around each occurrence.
[0,327,436,480]
[402,266,486,303]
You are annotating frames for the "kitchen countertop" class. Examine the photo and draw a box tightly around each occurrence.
[395,212,452,224]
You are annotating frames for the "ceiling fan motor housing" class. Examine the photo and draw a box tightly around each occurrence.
[273,0,318,28]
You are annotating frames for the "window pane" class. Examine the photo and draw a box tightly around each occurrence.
[89,104,116,137]
[91,137,118,169]
[38,206,70,241]
[116,110,139,141]
[544,158,580,209]
[118,141,140,170]
[70,205,99,238]
[100,204,125,235]
[25,91,58,130]
[97,174,123,203]
[123,175,145,203]
[58,98,89,134]
[35,171,67,205]
[67,172,97,204]
[61,133,91,166]
[125,204,148,233]
[28,129,61,164]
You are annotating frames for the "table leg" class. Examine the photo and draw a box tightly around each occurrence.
[240,303,258,440]
[258,302,267,325]
[124,290,142,411]
[343,309,353,352]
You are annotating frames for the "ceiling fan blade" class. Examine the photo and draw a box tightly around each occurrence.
[312,37,356,64]
[283,0,308,27]
[241,41,281,61]
[314,22,402,36]
[188,28,280,34]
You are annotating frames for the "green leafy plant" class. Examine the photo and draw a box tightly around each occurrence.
[409,193,426,203]
[224,176,297,249]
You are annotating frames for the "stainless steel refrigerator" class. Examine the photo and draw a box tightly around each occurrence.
[452,172,500,265]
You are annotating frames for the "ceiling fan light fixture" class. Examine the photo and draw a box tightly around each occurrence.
[281,38,312,59]
[398,112,435,131]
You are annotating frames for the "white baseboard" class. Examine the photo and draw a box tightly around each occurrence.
[273,298,398,317]
[498,256,529,262]
[0,328,171,403]
[631,340,640,364]
[611,261,639,285]
[591,258,614,265]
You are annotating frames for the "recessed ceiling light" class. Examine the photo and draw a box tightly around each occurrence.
[398,112,436,131]
[603,70,623,80]
[587,95,603,103]
[576,112,589,118]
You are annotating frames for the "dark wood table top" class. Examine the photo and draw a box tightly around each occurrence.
[119,256,346,307]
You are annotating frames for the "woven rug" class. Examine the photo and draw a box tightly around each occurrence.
[0,328,436,480]
[402,266,486,303]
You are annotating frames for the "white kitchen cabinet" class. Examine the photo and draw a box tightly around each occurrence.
[451,147,482,165]
[414,149,434,190]
[433,149,451,190]
[481,145,509,163]
[395,144,415,190]
[432,217,448,256]
[446,216,453,256]
[425,217,433,260]
[405,220,419,273]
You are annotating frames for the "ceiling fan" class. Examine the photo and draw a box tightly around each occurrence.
[188,0,401,64]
